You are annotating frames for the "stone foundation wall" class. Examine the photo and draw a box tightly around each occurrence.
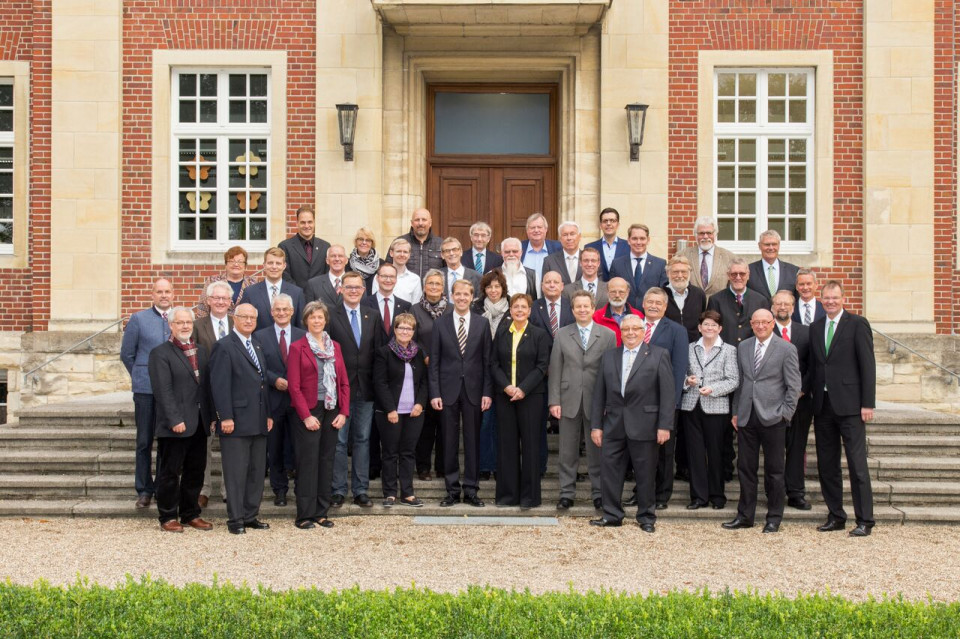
[873,333,960,413]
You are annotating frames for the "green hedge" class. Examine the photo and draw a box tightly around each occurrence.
[1,579,957,638]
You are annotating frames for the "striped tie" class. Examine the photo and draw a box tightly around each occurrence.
[271,284,279,303]
[457,316,467,356]
[217,319,226,340]
[245,339,262,374]
[549,302,559,338]
[580,326,589,350]
[475,252,483,273]
[804,303,812,326]
[643,321,653,344]
[754,340,763,373]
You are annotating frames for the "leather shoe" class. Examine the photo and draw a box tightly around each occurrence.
[638,522,655,533]
[556,498,574,510]
[417,471,432,481]
[788,497,812,510]
[331,494,345,508]
[593,498,602,510]
[762,522,780,534]
[295,519,316,530]
[817,519,846,532]
[686,501,708,510]
[623,494,638,507]
[244,519,270,530]
[849,524,872,537]
[135,495,151,509]
[197,495,209,509]
[316,518,335,528]
[464,495,485,507]
[711,501,725,510]
[655,502,668,510]
[589,518,621,527]
[160,520,183,533]
[354,494,372,508]
[440,495,460,507]
[479,471,491,481]
[183,518,213,531]
[228,525,246,535]
[274,492,287,507]
[722,517,754,530]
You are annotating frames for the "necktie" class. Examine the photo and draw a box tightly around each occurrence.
[549,302,559,338]
[217,319,227,340]
[580,326,589,350]
[782,326,790,343]
[767,265,777,296]
[804,303,812,326]
[754,340,763,373]
[457,316,467,356]
[475,252,483,273]
[383,298,391,334]
[161,312,169,338]
[567,255,578,282]
[350,309,361,347]
[271,284,279,303]
[279,329,288,365]
[622,349,636,395]
[826,319,835,354]
[633,257,644,292]
[450,271,458,297]
[245,339,262,373]
[700,251,709,286]
[736,293,743,311]
[304,239,313,264]
[335,277,342,296]
[588,282,595,294]
[643,321,653,344]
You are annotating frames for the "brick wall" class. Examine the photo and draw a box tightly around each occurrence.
[934,0,958,334]
[120,0,316,317]
[668,0,866,313]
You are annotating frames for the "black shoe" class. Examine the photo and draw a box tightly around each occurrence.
[479,471,491,481]
[287,469,297,481]
[382,496,396,508]
[317,518,335,528]
[817,519,846,532]
[593,498,602,510]
[369,469,381,480]
[274,491,287,507]
[295,519,316,530]
[686,501,708,510]
[464,495,485,507]
[576,473,587,482]
[788,497,812,510]
[331,494,345,508]
[401,496,423,507]
[849,524,872,537]
[589,518,621,527]
[711,501,726,510]
[638,522,655,533]
[625,470,635,481]
[762,522,780,534]
[440,495,460,507]
[228,525,246,535]
[417,471,433,481]
[655,502,668,510]
[674,468,690,482]
[623,494,638,507]
[354,494,373,508]
[556,497,574,510]
[244,519,270,530]
[721,516,754,530]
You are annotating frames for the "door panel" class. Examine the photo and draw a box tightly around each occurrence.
[432,167,486,249]
[500,167,555,241]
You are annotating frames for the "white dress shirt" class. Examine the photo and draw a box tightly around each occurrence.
[667,284,689,312]
[453,310,470,341]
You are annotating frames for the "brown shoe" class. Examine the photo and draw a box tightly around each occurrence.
[197,495,208,509]
[160,520,183,533]
[183,517,213,531]
[417,471,432,481]
[136,495,152,509]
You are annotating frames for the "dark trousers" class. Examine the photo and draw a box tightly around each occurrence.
[785,395,814,499]
[267,408,296,495]
[814,393,875,526]
[377,411,425,499]
[539,394,549,474]
[441,383,482,499]
[155,426,207,524]
[723,410,736,478]
[133,393,158,497]
[369,417,383,476]
[735,413,786,525]
[494,393,543,507]
[291,405,338,523]
[601,433,659,525]
[415,406,444,475]
[220,434,267,528]
[673,411,689,474]
[683,403,728,507]
[654,410,680,503]
[479,403,498,473]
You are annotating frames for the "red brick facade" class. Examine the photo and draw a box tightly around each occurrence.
[934,0,958,333]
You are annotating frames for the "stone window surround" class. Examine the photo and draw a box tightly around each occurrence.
[698,50,834,267]
[0,61,29,268]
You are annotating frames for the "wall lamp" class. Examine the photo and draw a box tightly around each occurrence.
[625,103,649,162]
[336,103,359,161]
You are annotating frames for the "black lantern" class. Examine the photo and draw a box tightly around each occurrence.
[625,103,649,162]
[336,103,359,161]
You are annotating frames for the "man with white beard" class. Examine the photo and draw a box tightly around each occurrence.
[664,255,707,344]
[498,237,538,300]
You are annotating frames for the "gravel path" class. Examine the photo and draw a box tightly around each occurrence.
[1,516,957,601]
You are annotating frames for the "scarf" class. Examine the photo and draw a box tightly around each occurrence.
[306,331,338,410]
[388,336,419,362]
[348,248,380,279]
[419,295,448,320]
[170,335,199,382]
[483,296,510,335]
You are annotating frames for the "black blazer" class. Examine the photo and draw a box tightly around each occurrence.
[304,273,343,308]
[244,280,306,332]
[325,303,382,402]
[774,322,811,393]
[807,312,876,416]
[372,344,428,413]
[428,312,493,405]
[793,298,826,326]
[148,341,213,438]
[664,285,707,343]
[530,296,575,349]
[411,303,452,360]
[647,317,690,409]
[591,343,676,441]
[208,332,269,437]
[490,322,551,397]
[254,324,307,416]
[462,249,503,274]
[584,236,630,281]
[361,293,413,341]
[280,234,331,290]
[706,287,768,346]
[542,250,582,286]
[746,259,800,302]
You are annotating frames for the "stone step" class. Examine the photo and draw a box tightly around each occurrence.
[876,456,960,480]
[864,434,960,456]
[0,427,136,450]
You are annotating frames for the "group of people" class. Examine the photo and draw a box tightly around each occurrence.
[120,205,876,537]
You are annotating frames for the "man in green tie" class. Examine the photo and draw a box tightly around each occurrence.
[807,280,876,538]
[746,230,800,302]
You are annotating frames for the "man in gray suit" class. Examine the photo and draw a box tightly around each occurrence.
[440,236,481,300]
[563,247,608,309]
[746,230,800,302]
[724,309,801,534]
[589,314,675,532]
[548,289,616,512]
[542,221,583,286]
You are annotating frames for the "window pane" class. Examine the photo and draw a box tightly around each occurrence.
[788,100,806,123]
[199,74,217,97]
[250,100,267,123]
[199,217,217,240]
[789,139,806,161]
[789,192,806,215]
[199,100,217,123]
[229,139,246,159]
[0,196,12,218]
[229,74,246,97]
[0,110,10,133]
[0,146,10,161]
[0,173,11,193]
[717,166,735,188]
[769,73,786,96]
[738,192,756,215]
[434,92,550,155]
[179,100,196,123]
[768,99,785,123]
[0,221,12,244]
[0,84,12,106]
[789,165,806,189]
[738,73,756,97]
[178,218,196,241]
[768,192,785,215]
[739,165,756,189]
[249,74,267,97]
[738,100,755,123]
[717,73,736,96]
[769,165,785,189]
[717,219,735,241]
[249,164,266,189]
[717,139,735,162]
[717,100,735,123]
[768,217,785,237]
[229,218,246,240]
[739,139,756,162]
[768,139,785,162]
[737,218,755,241]
[178,74,196,97]
[717,192,735,214]
[789,218,806,241]
[250,218,267,241]
[229,100,246,123]
[789,73,807,97]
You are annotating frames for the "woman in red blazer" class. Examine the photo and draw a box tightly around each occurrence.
[287,301,351,529]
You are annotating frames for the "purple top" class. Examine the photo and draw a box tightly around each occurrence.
[396,362,415,414]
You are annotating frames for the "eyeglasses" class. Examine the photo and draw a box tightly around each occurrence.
[273,307,293,313]
[208,296,231,302]
[356,238,372,244]
[234,314,257,321]
[442,248,461,254]
[697,231,715,236]
[394,325,415,332]
[729,272,748,279]
[750,319,773,326]
[343,285,365,291]
[227,259,247,266]
[170,320,193,326]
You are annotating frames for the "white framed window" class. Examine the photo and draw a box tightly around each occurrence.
[0,78,13,253]
[714,68,814,254]
[171,68,270,251]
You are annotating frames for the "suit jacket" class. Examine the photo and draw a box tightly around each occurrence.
[665,284,707,343]
[244,279,306,332]
[325,303,382,402]
[254,324,307,417]
[542,250,582,286]
[286,335,351,421]
[793,298,826,326]
[608,253,668,309]
[563,278,608,310]
[304,272,344,308]
[121,307,171,394]
[680,341,739,414]
[148,340,213,438]
[462,249,503,275]
[733,335,801,427]
[411,302,452,360]
[591,343,676,441]
[441,266,482,300]
[521,238,562,256]
[746,259,800,302]
[585,236,630,281]
[496,266,539,301]
[547,321,617,420]
[774,322,811,394]
[372,345,428,413]
[361,293,413,341]
[428,312,493,405]
[647,317,690,408]
[706,288,768,346]
[192,314,233,354]
[208,332,270,437]
[530,296,575,349]
[490,322,551,397]
[676,244,737,299]
[279,234,331,290]
[807,312,876,416]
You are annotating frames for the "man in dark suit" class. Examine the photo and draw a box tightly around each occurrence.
[253,293,306,507]
[746,230,800,302]
[499,237,539,299]
[542,221,583,286]
[589,314,675,532]
[279,204,331,290]
[463,221,503,274]
[793,268,826,326]
[530,270,575,346]
[521,212,562,297]
[664,255,707,344]
[209,303,272,534]
[609,224,668,310]
[429,278,493,507]
[245,247,305,331]
[772,291,813,510]
[440,237,482,301]
[808,281,876,537]
[706,257,768,347]
[304,244,347,307]
[563,247,608,309]
[148,307,214,532]
[724,309,801,534]
[585,207,629,281]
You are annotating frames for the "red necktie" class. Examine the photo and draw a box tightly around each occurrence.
[304,239,313,264]
[549,302,558,338]
[643,321,653,344]
[279,329,288,365]
[383,298,391,334]
[782,326,790,343]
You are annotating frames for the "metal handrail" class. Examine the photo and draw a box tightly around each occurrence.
[872,327,960,384]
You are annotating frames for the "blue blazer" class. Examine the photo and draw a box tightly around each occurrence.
[462,249,504,275]
[585,237,630,281]
[120,307,171,394]
[254,324,306,416]
[209,332,270,437]
[793,298,826,325]
[243,280,306,332]
[520,239,562,256]
[647,317,689,408]
[608,253,668,309]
